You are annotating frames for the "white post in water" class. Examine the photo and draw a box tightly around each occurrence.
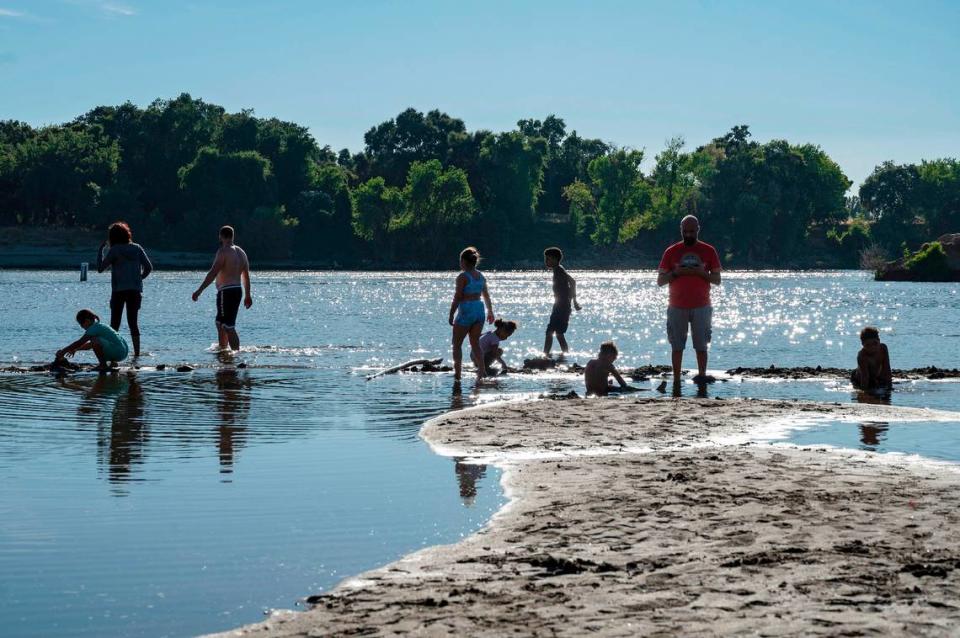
[80,262,88,282]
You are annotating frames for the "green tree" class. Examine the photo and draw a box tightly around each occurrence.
[310,163,355,259]
[219,110,259,153]
[363,108,467,186]
[917,158,960,237]
[697,126,849,263]
[178,147,276,214]
[0,138,20,224]
[391,159,475,264]
[476,131,547,256]
[13,126,119,226]
[586,148,648,245]
[352,176,403,244]
[632,136,703,242]
[257,117,331,207]
[562,179,597,240]
[517,116,608,221]
[137,94,225,222]
[0,120,37,146]
[859,161,924,250]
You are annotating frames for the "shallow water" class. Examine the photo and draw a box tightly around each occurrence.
[783,419,960,463]
[1,269,958,637]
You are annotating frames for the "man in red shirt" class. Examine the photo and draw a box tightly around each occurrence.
[657,215,722,386]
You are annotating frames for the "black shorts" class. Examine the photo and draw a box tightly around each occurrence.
[110,290,142,332]
[546,304,571,334]
[216,287,242,329]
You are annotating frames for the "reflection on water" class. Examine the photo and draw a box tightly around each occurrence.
[0,368,504,638]
[215,368,252,476]
[58,373,149,490]
[859,422,889,449]
[854,389,891,405]
[453,458,488,507]
[787,419,960,462]
[99,375,146,488]
[51,368,255,487]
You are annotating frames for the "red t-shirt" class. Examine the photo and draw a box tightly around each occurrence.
[658,241,721,309]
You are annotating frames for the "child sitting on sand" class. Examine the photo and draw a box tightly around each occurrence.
[851,326,892,392]
[584,341,631,396]
[479,318,518,376]
[55,309,129,372]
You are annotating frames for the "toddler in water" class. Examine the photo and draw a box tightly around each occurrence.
[851,326,892,392]
[55,309,129,372]
[448,246,495,381]
[584,341,631,396]
[479,318,519,376]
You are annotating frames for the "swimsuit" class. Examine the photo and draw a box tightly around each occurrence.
[216,285,243,330]
[85,321,129,362]
[547,266,572,334]
[454,271,486,327]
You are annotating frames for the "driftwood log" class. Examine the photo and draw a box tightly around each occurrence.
[366,358,444,381]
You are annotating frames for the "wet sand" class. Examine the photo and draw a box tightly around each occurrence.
[211,398,960,637]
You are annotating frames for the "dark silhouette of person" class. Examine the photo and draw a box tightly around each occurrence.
[215,368,251,475]
[63,373,147,490]
[859,422,889,449]
[453,458,487,507]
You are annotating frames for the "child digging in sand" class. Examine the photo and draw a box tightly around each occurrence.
[55,309,129,372]
[851,326,892,393]
[584,341,633,396]
[479,318,519,376]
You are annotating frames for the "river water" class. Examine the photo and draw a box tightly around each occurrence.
[0,269,958,637]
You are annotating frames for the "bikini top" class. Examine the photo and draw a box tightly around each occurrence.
[461,270,485,297]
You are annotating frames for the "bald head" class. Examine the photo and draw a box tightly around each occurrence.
[680,215,700,245]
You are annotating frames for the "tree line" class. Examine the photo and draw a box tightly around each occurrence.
[1,93,957,267]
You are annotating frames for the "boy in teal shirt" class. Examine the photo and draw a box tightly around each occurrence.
[56,309,129,371]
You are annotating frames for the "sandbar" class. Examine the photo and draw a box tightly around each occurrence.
[211,398,960,637]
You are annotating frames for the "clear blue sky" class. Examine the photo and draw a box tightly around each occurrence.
[1,0,957,187]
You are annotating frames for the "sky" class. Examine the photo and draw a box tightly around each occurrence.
[0,0,957,187]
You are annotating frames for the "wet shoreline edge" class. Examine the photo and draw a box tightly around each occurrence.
[208,397,960,637]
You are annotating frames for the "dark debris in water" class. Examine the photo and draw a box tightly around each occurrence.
[727,365,960,380]
[407,362,453,373]
[0,361,207,374]
[540,390,581,401]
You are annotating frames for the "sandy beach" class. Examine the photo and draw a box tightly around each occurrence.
[211,397,960,637]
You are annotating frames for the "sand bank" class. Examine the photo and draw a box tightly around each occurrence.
[211,398,960,637]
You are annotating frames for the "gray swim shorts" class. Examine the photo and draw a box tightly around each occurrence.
[666,305,712,351]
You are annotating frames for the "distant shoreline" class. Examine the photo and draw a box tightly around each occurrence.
[0,227,859,271]
[0,246,861,272]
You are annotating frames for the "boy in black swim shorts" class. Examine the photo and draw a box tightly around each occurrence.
[543,247,581,355]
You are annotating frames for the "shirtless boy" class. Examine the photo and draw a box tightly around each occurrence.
[543,247,581,356]
[192,225,253,351]
[584,341,630,396]
[851,326,892,392]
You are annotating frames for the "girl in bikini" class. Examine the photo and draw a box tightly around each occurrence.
[448,246,495,381]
